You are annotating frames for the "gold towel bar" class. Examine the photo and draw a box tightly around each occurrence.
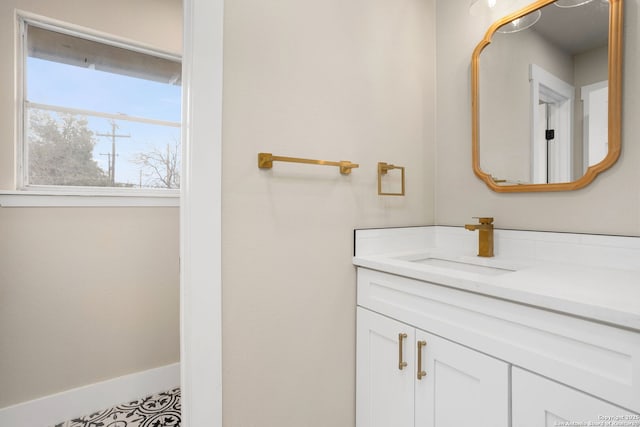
[258,153,359,175]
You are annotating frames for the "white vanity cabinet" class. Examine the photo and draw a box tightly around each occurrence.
[512,368,638,427]
[356,308,509,427]
[355,266,640,427]
[356,309,414,427]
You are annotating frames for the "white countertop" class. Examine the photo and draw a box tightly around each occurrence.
[353,228,640,331]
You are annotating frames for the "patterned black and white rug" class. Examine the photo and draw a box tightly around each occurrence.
[53,387,180,427]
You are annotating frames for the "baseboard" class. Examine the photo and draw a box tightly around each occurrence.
[0,362,180,427]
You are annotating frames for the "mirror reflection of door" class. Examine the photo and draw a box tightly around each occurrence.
[581,80,608,170]
[530,64,574,184]
[535,102,559,183]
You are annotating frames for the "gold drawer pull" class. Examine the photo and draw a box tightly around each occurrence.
[417,340,427,380]
[398,333,408,370]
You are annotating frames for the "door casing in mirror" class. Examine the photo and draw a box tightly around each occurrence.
[471,0,623,192]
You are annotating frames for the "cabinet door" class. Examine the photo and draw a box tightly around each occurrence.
[414,330,509,427]
[512,367,639,426]
[357,308,415,427]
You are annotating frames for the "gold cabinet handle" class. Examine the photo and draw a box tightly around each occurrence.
[398,333,408,370]
[417,340,427,380]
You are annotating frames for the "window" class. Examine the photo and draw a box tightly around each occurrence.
[18,18,182,194]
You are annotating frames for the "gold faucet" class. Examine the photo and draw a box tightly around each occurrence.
[464,217,494,257]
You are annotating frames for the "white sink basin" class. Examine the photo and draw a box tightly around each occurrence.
[411,257,516,276]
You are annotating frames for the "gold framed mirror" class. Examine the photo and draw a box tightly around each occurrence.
[471,0,622,192]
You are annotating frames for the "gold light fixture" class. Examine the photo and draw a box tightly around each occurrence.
[554,0,596,8]
[496,9,541,33]
[470,0,543,33]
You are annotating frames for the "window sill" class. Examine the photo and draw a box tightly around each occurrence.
[0,190,179,207]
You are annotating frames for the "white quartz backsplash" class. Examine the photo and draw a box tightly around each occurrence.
[355,226,640,272]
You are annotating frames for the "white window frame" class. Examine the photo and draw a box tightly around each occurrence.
[3,12,182,207]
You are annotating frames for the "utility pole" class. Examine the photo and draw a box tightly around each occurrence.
[97,120,130,185]
[99,153,112,180]
[166,143,171,187]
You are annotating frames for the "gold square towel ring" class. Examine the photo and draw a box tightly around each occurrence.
[378,162,405,196]
[258,153,359,175]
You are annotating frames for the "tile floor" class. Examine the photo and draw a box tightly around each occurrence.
[53,387,180,427]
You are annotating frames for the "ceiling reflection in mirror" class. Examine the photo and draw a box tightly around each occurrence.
[472,0,622,192]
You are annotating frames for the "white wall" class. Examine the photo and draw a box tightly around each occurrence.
[0,207,180,408]
[573,45,608,175]
[435,0,640,236]
[0,0,182,408]
[220,0,435,425]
